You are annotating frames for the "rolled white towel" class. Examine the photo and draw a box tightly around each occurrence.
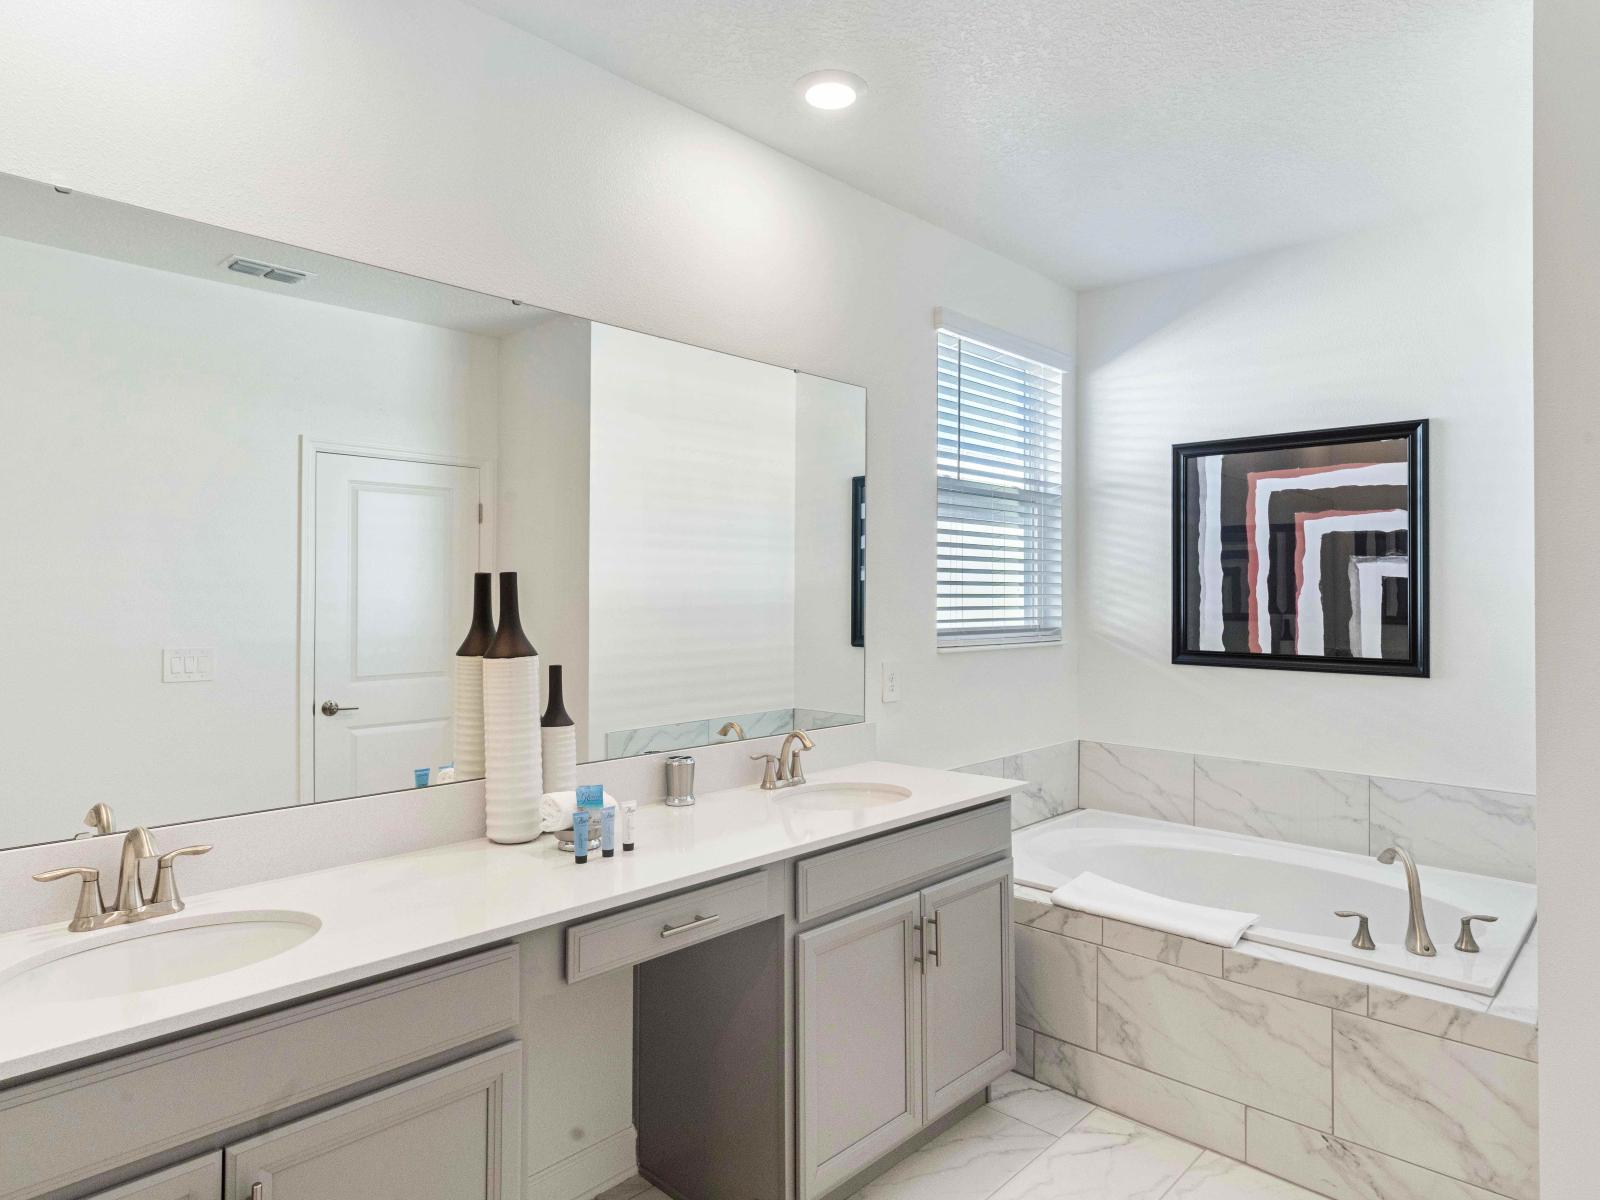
[1051,872,1259,947]
[539,789,619,832]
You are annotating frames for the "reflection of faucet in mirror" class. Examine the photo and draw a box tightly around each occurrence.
[718,722,746,741]
[76,803,116,839]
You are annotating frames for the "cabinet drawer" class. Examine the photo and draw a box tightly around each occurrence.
[0,945,519,1200]
[566,870,774,983]
[795,802,1010,925]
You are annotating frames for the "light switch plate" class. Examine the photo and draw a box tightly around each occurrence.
[880,661,901,703]
[163,648,215,683]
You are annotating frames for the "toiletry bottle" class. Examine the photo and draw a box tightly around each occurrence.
[572,809,591,865]
[621,799,637,852]
[600,806,616,858]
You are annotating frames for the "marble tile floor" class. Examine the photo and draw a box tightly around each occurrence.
[843,1073,1326,1200]
[591,1074,1333,1200]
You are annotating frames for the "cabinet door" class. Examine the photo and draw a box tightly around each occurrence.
[796,894,923,1200]
[921,860,1015,1122]
[225,1045,520,1200]
[85,1155,220,1200]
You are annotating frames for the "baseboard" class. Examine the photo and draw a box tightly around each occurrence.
[526,1125,638,1200]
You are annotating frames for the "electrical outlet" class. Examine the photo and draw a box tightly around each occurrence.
[881,661,902,703]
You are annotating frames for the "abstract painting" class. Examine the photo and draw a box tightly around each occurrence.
[1172,421,1428,676]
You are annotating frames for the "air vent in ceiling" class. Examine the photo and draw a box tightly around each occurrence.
[224,256,313,285]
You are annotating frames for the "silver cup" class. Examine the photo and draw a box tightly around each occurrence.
[665,754,696,807]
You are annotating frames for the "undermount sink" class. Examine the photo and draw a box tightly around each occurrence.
[780,782,913,811]
[0,910,321,1003]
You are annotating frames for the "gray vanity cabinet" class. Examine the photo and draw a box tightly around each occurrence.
[81,1156,221,1200]
[796,852,1015,1200]
[796,893,925,1199]
[921,859,1015,1123]
[223,1045,521,1200]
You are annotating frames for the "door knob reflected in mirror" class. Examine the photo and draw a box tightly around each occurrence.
[320,701,360,716]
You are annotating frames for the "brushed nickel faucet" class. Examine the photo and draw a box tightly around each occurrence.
[1376,845,1436,956]
[114,826,158,914]
[752,729,816,789]
[718,721,747,740]
[32,827,212,932]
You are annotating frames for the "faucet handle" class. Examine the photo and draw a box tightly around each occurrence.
[150,845,212,907]
[1334,910,1376,951]
[1454,914,1498,954]
[750,753,780,790]
[33,866,107,932]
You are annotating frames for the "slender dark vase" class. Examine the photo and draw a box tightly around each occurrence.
[485,572,537,659]
[541,664,577,793]
[451,572,497,779]
[483,572,541,843]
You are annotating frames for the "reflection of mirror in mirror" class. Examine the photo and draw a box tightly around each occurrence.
[0,171,865,850]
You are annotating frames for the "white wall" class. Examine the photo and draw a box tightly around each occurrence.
[0,0,1077,773]
[793,373,867,719]
[1076,204,1534,791]
[0,232,497,846]
[1532,0,1600,1190]
[587,323,797,758]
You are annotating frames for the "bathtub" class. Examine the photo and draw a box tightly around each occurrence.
[1013,809,1536,996]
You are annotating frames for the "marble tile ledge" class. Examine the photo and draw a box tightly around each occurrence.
[1012,885,1538,1045]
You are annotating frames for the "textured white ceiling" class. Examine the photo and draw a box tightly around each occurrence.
[466,0,1529,288]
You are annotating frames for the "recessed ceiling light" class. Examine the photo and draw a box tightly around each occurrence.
[797,70,865,111]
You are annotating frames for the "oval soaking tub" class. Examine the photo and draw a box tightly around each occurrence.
[1013,809,1536,996]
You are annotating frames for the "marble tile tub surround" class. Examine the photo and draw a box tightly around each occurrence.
[1011,885,1539,1200]
[958,740,1079,830]
[1079,740,1536,882]
[0,721,877,936]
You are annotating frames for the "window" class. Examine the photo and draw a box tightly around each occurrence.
[936,325,1064,648]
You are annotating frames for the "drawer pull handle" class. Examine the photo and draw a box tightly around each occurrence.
[926,914,941,967]
[660,913,721,939]
[250,1185,265,1200]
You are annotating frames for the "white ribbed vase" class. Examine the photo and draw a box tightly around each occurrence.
[452,657,486,780]
[541,725,577,794]
[483,654,542,843]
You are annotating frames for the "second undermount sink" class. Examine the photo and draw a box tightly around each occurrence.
[780,782,913,811]
[0,910,321,1004]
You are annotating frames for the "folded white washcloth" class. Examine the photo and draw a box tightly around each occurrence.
[1050,872,1259,947]
[539,789,618,832]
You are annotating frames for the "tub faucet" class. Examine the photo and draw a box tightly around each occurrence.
[1376,845,1436,956]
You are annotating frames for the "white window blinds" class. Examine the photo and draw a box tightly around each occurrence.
[936,329,1064,647]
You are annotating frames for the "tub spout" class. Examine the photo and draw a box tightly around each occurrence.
[1376,845,1436,956]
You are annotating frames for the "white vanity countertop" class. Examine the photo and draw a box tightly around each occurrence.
[0,762,1017,1083]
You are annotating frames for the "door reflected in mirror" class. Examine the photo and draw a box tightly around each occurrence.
[0,170,864,848]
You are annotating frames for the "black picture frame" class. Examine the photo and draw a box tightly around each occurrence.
[1171,420,1429,677]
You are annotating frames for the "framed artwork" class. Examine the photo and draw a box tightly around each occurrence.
[1172,420,1428,676]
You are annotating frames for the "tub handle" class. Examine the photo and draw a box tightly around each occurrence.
[1334,910,1376,951]
[1455,914,1498,953]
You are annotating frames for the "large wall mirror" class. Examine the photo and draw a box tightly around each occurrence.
[0,172,866,850]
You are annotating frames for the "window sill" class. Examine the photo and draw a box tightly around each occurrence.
[937,639,1065,654]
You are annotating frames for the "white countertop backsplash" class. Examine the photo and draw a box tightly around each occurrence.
[0,757,1015,1083]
